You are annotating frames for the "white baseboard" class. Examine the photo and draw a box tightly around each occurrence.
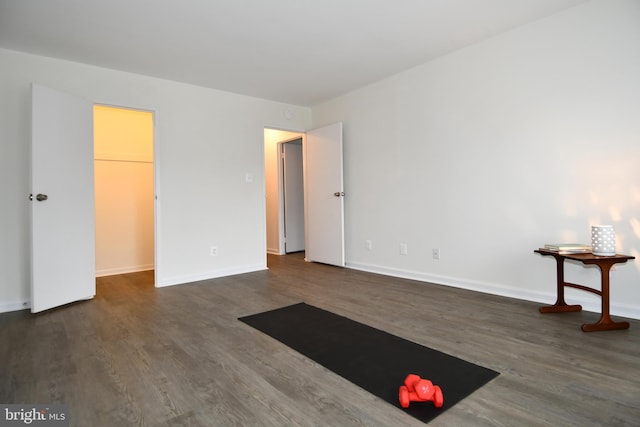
[346,261,640,320]
[96,264,155,277]
[156,263,267,288]
[0,300,30,313]
[7,261,636,320]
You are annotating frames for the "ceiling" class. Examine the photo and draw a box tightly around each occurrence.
[0,0,589,106]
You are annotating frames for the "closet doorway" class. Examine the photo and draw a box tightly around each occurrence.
[94,105,155,278]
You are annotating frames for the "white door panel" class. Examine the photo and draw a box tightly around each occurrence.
[304,123,345,266]
[31,84,95,313]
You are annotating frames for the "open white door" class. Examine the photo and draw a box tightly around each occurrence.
[31,84,96,313]
[304,122,345,266]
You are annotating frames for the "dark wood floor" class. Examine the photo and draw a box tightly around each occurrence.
[1,253,639,426]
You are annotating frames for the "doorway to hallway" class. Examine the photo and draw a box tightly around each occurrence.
[264,129,305,256]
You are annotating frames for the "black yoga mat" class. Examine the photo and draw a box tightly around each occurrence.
[239,302,499,424]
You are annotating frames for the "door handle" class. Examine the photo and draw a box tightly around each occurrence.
[333,192,344,197]
[34,193,48,202]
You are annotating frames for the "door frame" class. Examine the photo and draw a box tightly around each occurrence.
[262,126,306,255]
[278,136,305,254]
[94,102,160,286]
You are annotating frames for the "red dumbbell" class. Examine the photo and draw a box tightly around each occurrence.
[398,374,444,409]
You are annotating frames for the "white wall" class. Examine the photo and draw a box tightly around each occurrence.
[0,48,311,311]
[94,159,155,276]
[2,0,638,319]
[311,0,640,318]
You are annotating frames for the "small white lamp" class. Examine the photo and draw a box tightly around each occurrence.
[591,225,615,256]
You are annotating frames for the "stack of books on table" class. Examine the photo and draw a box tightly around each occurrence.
[543,243,592,254]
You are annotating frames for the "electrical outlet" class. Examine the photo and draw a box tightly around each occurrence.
[365,240,372,251]
[400,243,408,255]
[433,248,440,260]
[210,246,218,256]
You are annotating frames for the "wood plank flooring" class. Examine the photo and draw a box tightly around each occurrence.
[1,253,639,426]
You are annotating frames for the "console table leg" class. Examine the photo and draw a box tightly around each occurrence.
[539,255,582,313]
[581,263,630,332]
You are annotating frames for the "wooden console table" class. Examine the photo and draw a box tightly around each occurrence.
[534,248,634,332]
